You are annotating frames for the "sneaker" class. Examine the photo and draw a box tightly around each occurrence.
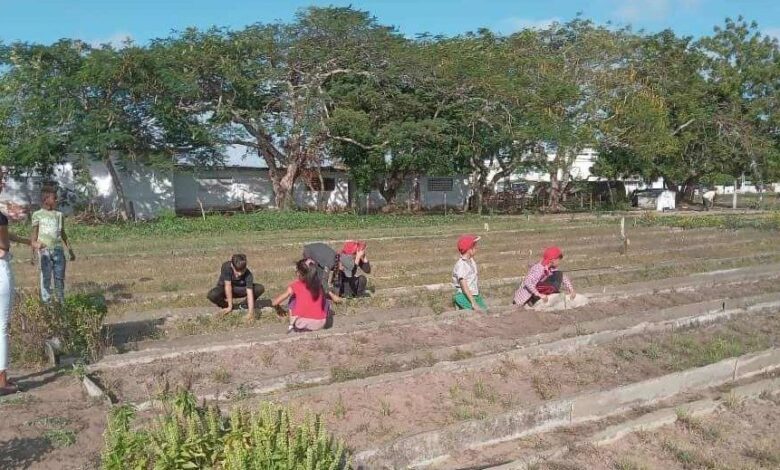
[236,302,249,311]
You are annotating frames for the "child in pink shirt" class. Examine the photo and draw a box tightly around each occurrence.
[272,259,341,332]
[514,246,576,307]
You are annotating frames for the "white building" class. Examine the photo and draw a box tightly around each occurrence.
[492,147,664,195]
[0,157,471,219]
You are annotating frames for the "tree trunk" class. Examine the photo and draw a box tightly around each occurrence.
[548,170,562,212]
[379,172,405,206]
[413,175,421,211]
[316,169,326,212]
[732,179,738,209]
[104,156,135,221]
[273,162,299,210]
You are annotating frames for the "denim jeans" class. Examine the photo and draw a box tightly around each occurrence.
[39,247,66,304]
[0,255,14,370]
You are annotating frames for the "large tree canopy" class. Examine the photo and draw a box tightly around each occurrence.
[2,8,780,214]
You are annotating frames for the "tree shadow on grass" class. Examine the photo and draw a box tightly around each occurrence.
[0,436,53,469]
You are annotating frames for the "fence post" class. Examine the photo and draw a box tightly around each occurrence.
[444,193,447,216]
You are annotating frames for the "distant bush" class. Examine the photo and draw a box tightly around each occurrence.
[11,292,108,365]
[101,391,350,470]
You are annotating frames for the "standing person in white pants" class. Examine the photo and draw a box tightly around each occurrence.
[0,175,44,395]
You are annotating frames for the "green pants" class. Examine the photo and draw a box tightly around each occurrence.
[453,292,487,310]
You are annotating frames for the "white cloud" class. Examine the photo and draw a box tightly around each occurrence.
[498,17,561,34]
[88,32,133,49]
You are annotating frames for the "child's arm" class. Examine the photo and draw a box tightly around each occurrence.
[61,218,75,261]
[9,232,34,246]
[459,278,483,311]
[522,264,547,301]
[272,287,293,307]
[0,226,9,256]
[327,291,343,304]
[222,281,234,313]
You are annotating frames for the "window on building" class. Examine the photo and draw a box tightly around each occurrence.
[308,176,337,191]
[427,177,454,192]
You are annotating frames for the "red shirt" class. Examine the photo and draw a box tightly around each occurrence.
[290,279,327,320]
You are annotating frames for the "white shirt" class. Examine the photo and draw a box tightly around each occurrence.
[452,256,479,295]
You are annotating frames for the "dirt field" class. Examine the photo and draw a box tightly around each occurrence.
[536,395,780,470]
[3,212,780,469]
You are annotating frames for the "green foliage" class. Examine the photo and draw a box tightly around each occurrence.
[62,293,109,362]
[636,213,780,231]
[13,211,479,243]
[10,292,108,365]
[101,391,349,470]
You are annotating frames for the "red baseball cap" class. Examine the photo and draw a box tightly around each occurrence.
[342,240,367,255]
[457,235,481,253]
[542,246,563,265]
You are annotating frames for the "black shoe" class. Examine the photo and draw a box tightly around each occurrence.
[236,302,249,311]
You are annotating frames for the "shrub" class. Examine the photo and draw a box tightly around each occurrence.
[101,391,350,470]
[62,293,109,362]
[10,292,108,366]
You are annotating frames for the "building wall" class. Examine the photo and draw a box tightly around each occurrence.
[357,175,471,210]
[293,174,350,210]
[173,169,275,211]
[498,148,665,195]
[0,159,175,220]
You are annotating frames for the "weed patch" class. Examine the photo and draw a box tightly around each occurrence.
[101,391,348,469]
[11,293,108,366]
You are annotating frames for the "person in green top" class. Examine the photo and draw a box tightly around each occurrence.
[31,187,76,304]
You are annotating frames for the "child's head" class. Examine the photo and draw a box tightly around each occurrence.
[296,258,322,299]
[342,240,367,255]
[542,246,563,268]
[457,235,480,257]
[41,186,58,209]
[231,254,248,274]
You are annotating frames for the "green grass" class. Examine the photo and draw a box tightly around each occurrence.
[43,428,77,448]
[637,212,780,231]
[11,211,510,243]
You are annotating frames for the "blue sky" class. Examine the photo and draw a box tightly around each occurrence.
[2,0,780,46]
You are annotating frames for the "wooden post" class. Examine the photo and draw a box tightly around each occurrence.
[444,192,447,216]
[196,197,206,221]
[619,216,629,255]
[732,179,738,209]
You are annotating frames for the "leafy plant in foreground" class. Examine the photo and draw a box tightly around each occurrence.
[101,391,349,469]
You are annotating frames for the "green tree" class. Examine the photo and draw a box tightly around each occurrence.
[149,7,402,209]
[0,40,213,219]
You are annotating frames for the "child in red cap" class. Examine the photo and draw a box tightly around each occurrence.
[336,240,371,298]
[452,235,487,311]
[513,246,576,307]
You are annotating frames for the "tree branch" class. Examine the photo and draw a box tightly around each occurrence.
[329,134,388,150]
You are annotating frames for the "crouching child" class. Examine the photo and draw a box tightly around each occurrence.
[452,235,487,311]
[336,240,371,298]
[513,246,576,308]
[207,254,265,320]
[272,259,342,333]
